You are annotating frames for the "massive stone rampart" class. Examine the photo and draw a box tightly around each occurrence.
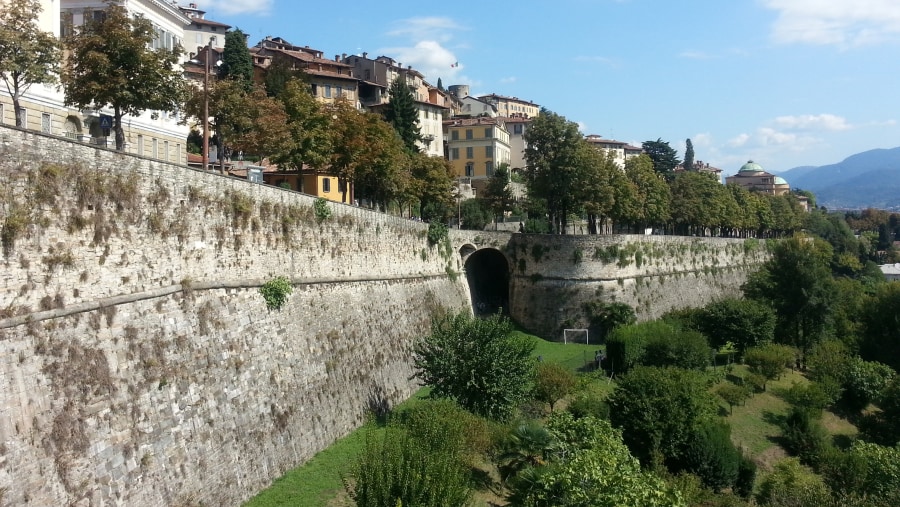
[505,234,768,338]
[0,127,469,506]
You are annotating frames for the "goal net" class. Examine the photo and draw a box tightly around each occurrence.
[562,328,589,344]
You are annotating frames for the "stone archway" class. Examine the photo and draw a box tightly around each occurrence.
[463,248,510,317]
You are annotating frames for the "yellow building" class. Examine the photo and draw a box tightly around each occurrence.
[444,117,511,182]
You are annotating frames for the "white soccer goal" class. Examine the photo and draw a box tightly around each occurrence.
[562,328,589,344]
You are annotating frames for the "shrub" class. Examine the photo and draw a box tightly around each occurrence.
[605,321,673,375]
[533,362,576,411]
[842,358,894,412]
[413,312,535,421]
[734,453,757,498]
[642,329,711,371]
[698,298,775,355]
[744,344,796,391]
[259,276,293,310]
[682,420,741,492]
[313,197,331,223]
[781,406,830,466]
[716,382,751,415]
[427,220,448,246]
[782,382,835,414]
[756,458,831,507]
[567,387,610,421]
[583,300,636,340]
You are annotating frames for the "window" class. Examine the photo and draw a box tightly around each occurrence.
[465,163,474,177]
[137,135,143,155]
[196,33,203,44]
[513,124,523,135]
[465,129,473,140]
[338,180,346,193]
[485,146,493,158]
[486,161,494,176]
[163,140,169,161]
[336,86,342,98]
[451,148,459,160]
[60,12,74,38]
[152,138,158,159]
[484,127,492,138]
[451,130,459,140]
[18,107,26,127]
[176,144,181,164]
[323,178,331,192]
[310,84,318,96]
[466,147,473,159]
[324,85,332,98]
[0,103,3,124]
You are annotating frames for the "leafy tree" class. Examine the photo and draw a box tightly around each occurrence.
[756,458,832,506]
[583,300,636,340]
[482,163,515,227]
[641,138,681,181]
[716,382,751,415]
[858,282,900,372]
[217,28,253,88]
[270,79,331,190]
[608,366,718,466]
[506,413,685,507]
[699,298,775,355]
[820,441,900,503]
[413,312,535,421]
[743,344,796,390]
[623,154,670,232]
[263,57,305,98]
[577,145,622,234]
[669,171,729,235]
[383,78,421,153]
[410,153,454,221]
[348,111,410,210]
[524,108,586,234]
[641,329,711,370]
[842,358,894,412]
[533,362,576,411]
[62,2,185,150]
[217,85,291,160]
[683,420,741,492]
[781,405,830,465]
[436,77,443,90]
[0,0,60,128]
[683,138,695,171]
[743,235,837,354]
[459,198,491,230]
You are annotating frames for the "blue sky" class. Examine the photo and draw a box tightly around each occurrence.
[194,0,900,176]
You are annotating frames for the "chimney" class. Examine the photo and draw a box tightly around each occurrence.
[342,53,347,60]
[362,52,368,58]
[335,54,339,62]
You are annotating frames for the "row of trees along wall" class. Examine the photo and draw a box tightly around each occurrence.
[506,233,769,339]
[0,126,470,506]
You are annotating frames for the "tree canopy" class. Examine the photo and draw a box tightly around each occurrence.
[62,3,185,150]
[0,0,60,128]
[642,138,681,181]
[383,78,422,153]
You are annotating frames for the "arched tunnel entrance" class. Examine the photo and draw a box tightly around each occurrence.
[463,247,510,317]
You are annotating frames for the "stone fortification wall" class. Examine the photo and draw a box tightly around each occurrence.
[0,127,469,506]
[506,234,768,339]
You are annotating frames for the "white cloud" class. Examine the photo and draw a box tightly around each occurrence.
[205,0,272,16]
[678,51,714,59]
[762,0,900,47]
[757,127,798,146]
[500,76,517,84]
[728,133,750,147]
[773,113,852,131]
[691,133,713,148]
[380,17,466,83]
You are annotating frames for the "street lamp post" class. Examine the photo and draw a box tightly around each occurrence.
[201,37,216,171]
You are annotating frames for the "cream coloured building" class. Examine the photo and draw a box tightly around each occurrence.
[478,94,540,119]
[725,160,790,195]
[444,117,511,182]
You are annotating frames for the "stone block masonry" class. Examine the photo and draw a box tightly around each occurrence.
[0,126,470,506]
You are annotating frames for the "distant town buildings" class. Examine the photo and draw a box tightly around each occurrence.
[725,160,790,196]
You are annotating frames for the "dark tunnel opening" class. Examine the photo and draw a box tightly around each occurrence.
[463,248,510,317]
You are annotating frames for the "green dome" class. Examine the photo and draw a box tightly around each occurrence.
[739,160,764,173]
[774,176,788,185]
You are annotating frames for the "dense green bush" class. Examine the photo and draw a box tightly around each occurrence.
[682,420,741,492]
[583,301,636,340]
[605,321,673,374]
[567,385,610,421]
[716,382,751,415]
[743,344,796,391]
[533,362,576,411]
[313,196,332,223]
[413,312,535,421]
[642,329,711,370]
[699,298,776,355]
[756,458,831,507]
[258,276,293,310]
[781,406,830,466]
[842,358,894,412]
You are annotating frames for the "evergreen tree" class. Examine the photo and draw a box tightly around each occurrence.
[436,77,444,90]
[218,28,253,89]
[383,78,422,153]
[684,138,695,171]
[0,0,60,128]
[642,138,681,181]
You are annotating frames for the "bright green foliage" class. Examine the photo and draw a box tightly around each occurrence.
[523,108,587,234]
[743,234,837,354]
[682,420,741,492]
[608,366,718,466]
[806,339,851,386]
[395,399,494,464]
[506,413,685,507]
[496,422,557,482]
[623,154,671,231]
[218,28,253,88]
[0,0,60,128]
[699,298,775,355]
[743,344,796,390]
[783,382,835,414]
[842,357,894,412]
[482,164,515,226]
[781,406,830,465]
[861,375,900,445]
[345,426,472,507]
[641,138,681,181]
[716,382,751,415]
[314,197,332,223]
[756,458,831,507]
[604,320,669,374]
[62,2,185,150]
[642,328,711,370]
[820,441,900,503]
[259,276,292,310]
[383,79,421,153]
[669,171,732,236]
[413,312,535,421]
[533,362,576,411]
[426,221,448,246]
[410,153,454,221]
[270,79,332,182]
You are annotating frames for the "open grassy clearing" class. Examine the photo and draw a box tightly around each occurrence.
[243,334,591,507]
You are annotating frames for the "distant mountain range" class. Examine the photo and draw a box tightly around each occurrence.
[780,147,900,210]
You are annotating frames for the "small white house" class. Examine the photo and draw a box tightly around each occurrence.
[879,263,900,281]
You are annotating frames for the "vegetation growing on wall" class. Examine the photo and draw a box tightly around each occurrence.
[259,276,293,310]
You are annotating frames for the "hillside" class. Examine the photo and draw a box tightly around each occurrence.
[782,147,900,209]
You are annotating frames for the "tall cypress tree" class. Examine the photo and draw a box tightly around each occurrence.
[684,138,695,171]
[383,78,422,153]
[218,28,253,90]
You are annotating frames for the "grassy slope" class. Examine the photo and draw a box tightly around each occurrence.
[243,335,594,507]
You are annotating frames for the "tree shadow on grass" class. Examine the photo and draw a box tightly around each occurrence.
[762,410,790,448]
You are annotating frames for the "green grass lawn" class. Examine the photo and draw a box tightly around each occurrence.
[244,332,594,507]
